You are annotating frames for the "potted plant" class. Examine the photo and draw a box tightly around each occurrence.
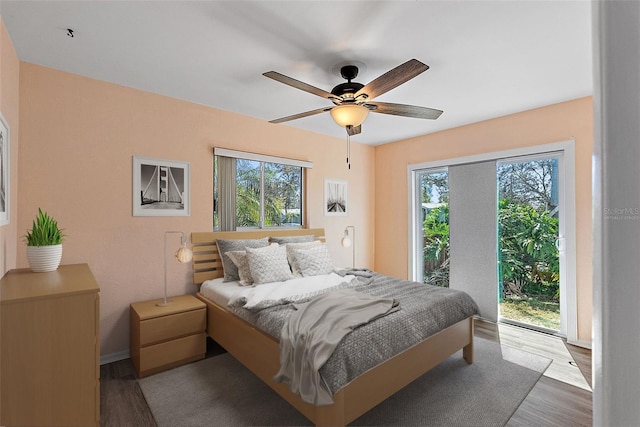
[24,208,65,272]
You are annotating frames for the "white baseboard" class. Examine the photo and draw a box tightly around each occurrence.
[100,349,130,365]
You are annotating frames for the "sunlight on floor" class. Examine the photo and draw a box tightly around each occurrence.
[497,323,592,391]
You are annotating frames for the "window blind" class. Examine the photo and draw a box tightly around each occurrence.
[214,148,313,169]
[449,160,498,321]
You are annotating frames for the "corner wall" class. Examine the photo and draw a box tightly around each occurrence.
[17,63,375,356]
[0,18,20,277]
[374,97,593,343]
[593,2,640,424]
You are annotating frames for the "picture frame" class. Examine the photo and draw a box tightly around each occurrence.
[324,179,348,216]
[133,156,190,216]
[0,113,9,226]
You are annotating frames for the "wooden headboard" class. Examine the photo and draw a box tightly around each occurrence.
[191,228,326,285]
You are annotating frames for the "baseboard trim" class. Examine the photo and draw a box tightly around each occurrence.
[101,350,130,365]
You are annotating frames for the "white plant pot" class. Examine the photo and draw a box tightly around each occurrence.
[27,244,63,273]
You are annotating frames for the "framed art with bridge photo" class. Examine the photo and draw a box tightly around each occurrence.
[132,156,190,216]
[324,178,347,216]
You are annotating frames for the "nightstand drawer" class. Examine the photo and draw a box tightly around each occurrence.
[139,308,205,346]
[139,332,206,375]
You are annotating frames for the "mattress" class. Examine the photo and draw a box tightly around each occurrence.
[199,277,242,307]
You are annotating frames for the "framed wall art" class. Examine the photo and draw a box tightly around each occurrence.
[133,156,190,216]
[0,113,9,226]
[324,179,347,216]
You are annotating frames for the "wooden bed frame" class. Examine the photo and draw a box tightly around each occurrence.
[192,228,473,427]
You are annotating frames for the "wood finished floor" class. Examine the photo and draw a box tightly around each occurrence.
[100,320,592,426]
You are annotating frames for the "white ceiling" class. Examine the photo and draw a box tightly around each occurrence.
[1,1,592,146]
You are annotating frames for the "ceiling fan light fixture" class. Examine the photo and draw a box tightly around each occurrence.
[330,104,369,128]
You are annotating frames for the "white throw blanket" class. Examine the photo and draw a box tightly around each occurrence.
[228,273,354,311]
[274,288,400,405]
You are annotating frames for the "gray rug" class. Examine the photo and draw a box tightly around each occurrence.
[139,338,550,426]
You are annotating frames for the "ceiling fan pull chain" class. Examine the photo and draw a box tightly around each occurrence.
[346,131,351,170]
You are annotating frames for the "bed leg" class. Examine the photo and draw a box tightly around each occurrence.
[463,342,474,364]
[315,390,345,427]
[463,318,474,364]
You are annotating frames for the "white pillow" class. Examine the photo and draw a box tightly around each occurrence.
[289,244,335,277]
[285,240,322,277]
[216,237,269,282]
[226,250,253,286]
[246,244,293,285]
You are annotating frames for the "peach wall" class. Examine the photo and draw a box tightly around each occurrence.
[374,97,593,342]
[0,18,19,277]
[17,63,374,357]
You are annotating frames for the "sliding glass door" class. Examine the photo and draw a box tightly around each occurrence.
[410,142,575,339]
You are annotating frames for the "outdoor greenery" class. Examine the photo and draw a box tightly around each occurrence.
[235,159,302,228]
[23,208,64,246]
[500,297,560,330]
[498,199,559,300]
[422,204,450,287]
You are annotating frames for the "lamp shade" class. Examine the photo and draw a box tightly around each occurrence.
[330,104,369,128]
[175,245,193,263]
[158,231,193,307]
[341,225,355,268]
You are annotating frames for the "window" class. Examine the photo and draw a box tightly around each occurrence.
[213,148,312,230]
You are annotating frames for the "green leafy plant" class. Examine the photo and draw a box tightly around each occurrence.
[23,208,65,246]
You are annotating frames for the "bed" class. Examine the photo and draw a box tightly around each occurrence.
[192,228,476,427]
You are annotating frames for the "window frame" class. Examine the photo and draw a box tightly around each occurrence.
[213,148,312,230]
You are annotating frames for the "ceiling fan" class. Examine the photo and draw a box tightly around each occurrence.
[263,59,443,136]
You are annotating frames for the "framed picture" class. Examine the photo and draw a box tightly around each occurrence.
[324,179,348,216]
[133,156,190,216]
[0,113,9,226]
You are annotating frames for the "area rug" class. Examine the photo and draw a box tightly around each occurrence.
[139,338,550,426]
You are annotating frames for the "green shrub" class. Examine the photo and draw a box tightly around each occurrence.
[421,200,560,300]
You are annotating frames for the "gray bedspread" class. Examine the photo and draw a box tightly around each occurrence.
[274,288,400,405]
[228,270,478,396]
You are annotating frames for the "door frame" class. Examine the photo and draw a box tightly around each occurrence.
[407,140,577,343]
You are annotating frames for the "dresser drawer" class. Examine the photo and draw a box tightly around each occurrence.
[139,332,206,375]
[139,308,205,346]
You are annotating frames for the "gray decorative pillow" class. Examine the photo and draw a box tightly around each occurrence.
[226,250,253,286]
[285,240,322,276]
[246,244,293,285]
[290,244,335,277]
[216,237,269,282]
[269,235,315,245]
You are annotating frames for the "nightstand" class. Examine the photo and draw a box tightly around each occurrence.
[130,294,206,377]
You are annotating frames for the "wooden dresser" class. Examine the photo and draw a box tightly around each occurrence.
[0,263,100,427]
[130,294,206,377]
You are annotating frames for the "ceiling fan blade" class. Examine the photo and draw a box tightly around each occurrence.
[346,125,361,136]
[269,106,332,124]
[367,102,443,120]
[355,59,429,100]
[263,71,335,100]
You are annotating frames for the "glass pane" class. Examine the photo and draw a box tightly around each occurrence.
[497,157,560,331]
[419,170,449,287]
[264,162,302,227]
[235,159,261,228]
